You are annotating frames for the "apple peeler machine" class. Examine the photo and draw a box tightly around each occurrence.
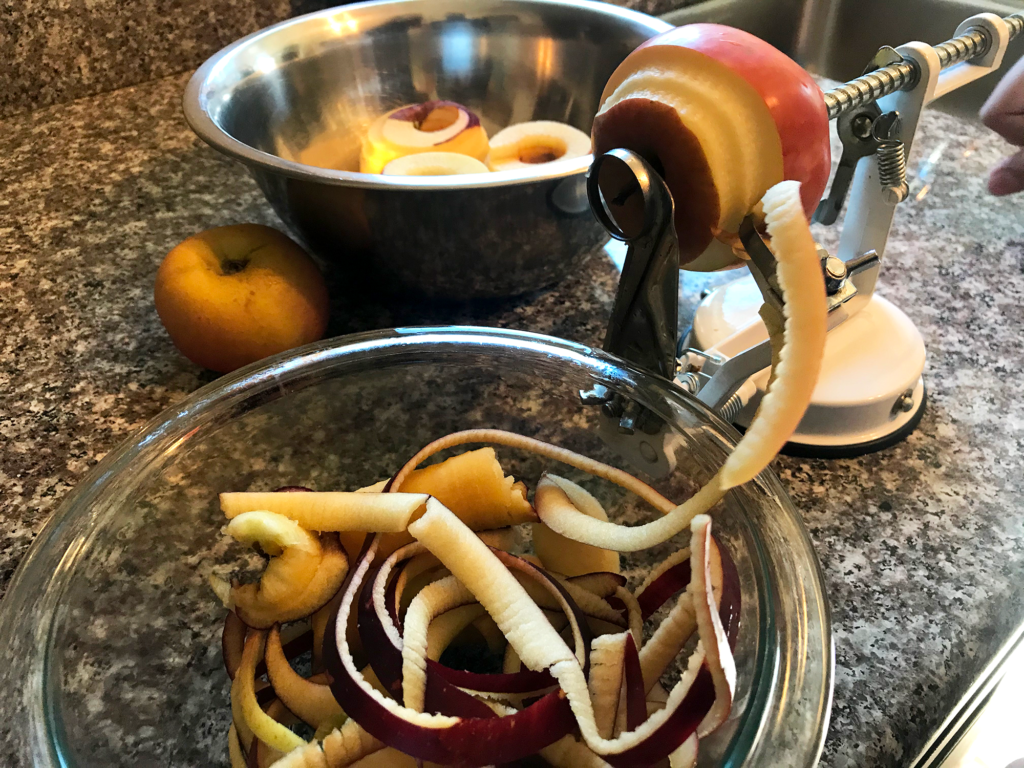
[587,10,1024,461]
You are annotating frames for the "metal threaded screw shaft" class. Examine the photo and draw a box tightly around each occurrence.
[933,27,989,68]
[824,12,1024,120]
[825,61,918,120]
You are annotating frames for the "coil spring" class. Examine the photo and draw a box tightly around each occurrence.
[877,138,908,201]
[718,391,747,423]
[676,371,700,394]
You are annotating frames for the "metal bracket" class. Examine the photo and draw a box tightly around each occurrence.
[588,149,680,382]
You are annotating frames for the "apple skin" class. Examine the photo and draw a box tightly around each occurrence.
[154,224,329,374]
[625,24,830,218]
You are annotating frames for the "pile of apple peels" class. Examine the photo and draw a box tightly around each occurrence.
[216,438,739,768]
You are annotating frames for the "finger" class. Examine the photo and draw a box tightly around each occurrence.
[981,56,1024,146]
[987,148,1024,195]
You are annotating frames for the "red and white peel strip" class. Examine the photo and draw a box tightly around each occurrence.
[326,534,579,765]
[408,499,577,673]
[218,428,757,767]
[635,548,690,608]
[690,515,737,737]
[402,575,476,711]
[391,430,675,514]
[545,518,734,763]
[426,604,488,661]
[360,541,558,702]
[588,633,628,739]
[237,632,308,754]
[638,592,697,695]
[265,625,344,728]
[536,475,726,553]
[221,492,430,532]
[321,719,384,767]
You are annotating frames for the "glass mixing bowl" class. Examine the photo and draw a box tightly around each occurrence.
[0,327,832,767]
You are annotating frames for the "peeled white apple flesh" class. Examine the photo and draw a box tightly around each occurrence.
[212,434,749,768]
[486,120,591,172]
[382,152,490,176]
[360,100,490,174]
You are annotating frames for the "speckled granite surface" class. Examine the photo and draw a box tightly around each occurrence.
[1,70,1024,767]
[0,0,695,119]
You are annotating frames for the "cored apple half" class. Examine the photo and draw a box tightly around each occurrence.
[592,23,830,270]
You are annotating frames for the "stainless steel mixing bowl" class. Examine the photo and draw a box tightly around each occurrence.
[184,0,671,299]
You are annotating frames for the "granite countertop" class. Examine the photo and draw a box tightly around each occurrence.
[2,71,1023,768]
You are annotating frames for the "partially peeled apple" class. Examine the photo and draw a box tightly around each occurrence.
[592,24,831,270]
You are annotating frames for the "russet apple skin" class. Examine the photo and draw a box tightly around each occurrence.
[640,24,830,218]
[154,224,329,374]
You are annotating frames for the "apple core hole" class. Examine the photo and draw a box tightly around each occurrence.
[222,259,249,275]
[518,140,567,165]
[416,106,460,133]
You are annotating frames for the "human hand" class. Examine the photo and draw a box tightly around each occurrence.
[981,55,1024,195]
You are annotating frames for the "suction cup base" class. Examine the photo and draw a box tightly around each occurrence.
[691,274,928,457]
[780,385,927,459]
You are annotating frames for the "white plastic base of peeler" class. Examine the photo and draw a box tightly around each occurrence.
[691,274,927,457]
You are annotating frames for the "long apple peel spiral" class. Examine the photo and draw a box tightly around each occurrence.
[719,179,827,489]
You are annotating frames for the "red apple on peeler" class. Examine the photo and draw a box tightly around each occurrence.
[592,24,831,271]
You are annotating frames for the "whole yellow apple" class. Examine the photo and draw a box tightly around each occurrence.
[154,224,329,374]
